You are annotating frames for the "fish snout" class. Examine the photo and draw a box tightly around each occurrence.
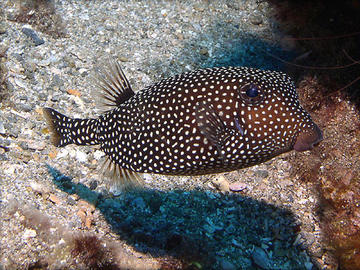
[293,123,323,152]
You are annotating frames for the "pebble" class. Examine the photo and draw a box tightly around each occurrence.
[21,28,45,46]
[77,200,95,228]
[93,150,105,160]
[250,13,263,25]
[75,150,87,162]
[19,141,28,150]
[219,259,236,270]
[254,170,269,178]
[305,261,313,270]
[211,176,230,192]
[0,23,6,35]
[229,181,247,192]
[131,197,146,210]
[28,141,46,151]
[89,180,98,190]
[0,121,5,134]
[48,194,61,204]
[23,229,37,239]
[30,182,50,196]
[252,246,271,269]
[66,196,76,206]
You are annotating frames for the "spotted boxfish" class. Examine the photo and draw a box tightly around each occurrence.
[43,62,323,190]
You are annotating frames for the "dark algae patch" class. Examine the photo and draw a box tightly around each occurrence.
[266,1,360,268]
[267,0,360,108]
[46,165,312,269]
[288,81,360,270]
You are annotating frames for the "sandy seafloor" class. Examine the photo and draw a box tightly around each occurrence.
[0,1,335,269]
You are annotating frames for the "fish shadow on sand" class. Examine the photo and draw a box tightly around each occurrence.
[47,165,309,269]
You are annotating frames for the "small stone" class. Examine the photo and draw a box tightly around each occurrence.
[305,261,313,270]
[19,141,29,150]
[250,13,263,25]
[50,94,61,102]
[30,182,49,195]
[254,170,269,178]
[77,209,87,225]
[211,176,230,192]
[76,150,87,162]
[117,55,129,62]
[67,196,76,206]
[160,9,167,17]
[199,47,209,56]
[28,141,46,151]
[219,259,236,270]
[66,89,81,97]
[78,199,96,213]
[89,180,98,190]
[252,246,271,269]
[0,23,6,35]
[93,150,104,160]
[18,103,32,112]
[131,197,146,209]
[21,27,45,46]
[70,194,80,201]
[229,181,247,192]
[0,121,5,134]
[48,194,61,204]
[23,229,37,239]
[77,200,95,228]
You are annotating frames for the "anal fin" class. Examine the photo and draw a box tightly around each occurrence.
[101,157,143,194]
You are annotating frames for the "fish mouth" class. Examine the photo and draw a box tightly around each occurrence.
[293,124,323,152]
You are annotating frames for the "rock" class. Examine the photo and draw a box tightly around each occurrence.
[131,197,146,209]
[76,150,87,162]
[117,55,129,62]
[199,47,209,56]
[252,246,271,269]
[23,229,37,239]
[77,200,95,229]
[305,261,313,270]
[89,180,98,190]
[219,259,236,270]
[229,181,247,192]
[48,194,61,204]
[28,141,46,151]
[93,150,104,160]
[0,23,6,35]
[0,121,5,134]
[254,170,269,178]
[19,141,29,150]
[250,12,263,25]
[211,176,230,192]
[18,103,32,112]
[30,182,50,196]
[21,28,45,46]
[67,196,76,206]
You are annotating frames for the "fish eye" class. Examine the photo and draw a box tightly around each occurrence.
[246,84,259,98]
[238,83,264,105]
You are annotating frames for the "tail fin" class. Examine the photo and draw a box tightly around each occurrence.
[43,108,99,147]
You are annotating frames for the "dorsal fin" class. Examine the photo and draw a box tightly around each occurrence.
[94,60,135,112]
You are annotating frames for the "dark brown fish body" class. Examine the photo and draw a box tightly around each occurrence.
[44,64,323,188]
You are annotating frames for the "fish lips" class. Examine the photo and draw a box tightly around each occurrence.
[293,124,323,152]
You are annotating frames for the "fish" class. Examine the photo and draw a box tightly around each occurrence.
[43,62,323,190]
